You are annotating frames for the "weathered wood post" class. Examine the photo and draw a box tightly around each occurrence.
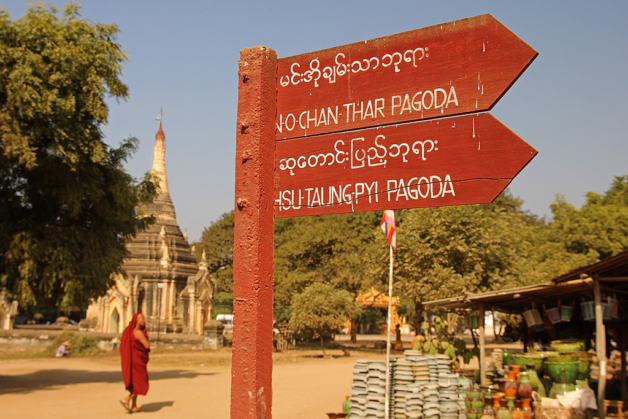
[231,46,277,419]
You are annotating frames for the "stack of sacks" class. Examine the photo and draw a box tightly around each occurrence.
[413,357,431,383]
[349,360,369,419]
[365,360,387,418]
[351,352,463,419]
[423,384,441,419]
[392,359,414,419]
[404,383,424,419]
[438,373,462,419]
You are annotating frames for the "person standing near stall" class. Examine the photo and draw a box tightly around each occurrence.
[120,313,150,413]
[394,324,404,351]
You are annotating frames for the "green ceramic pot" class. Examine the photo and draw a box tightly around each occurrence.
[545,361,579,383]
[525,368,546,398]
[530,351,560,357]
[471,399,486,410]
[576,354,592,380]
[551,340,585,353]
[546,355,580,363]
[513,354,544,373]
[503,350,515,366]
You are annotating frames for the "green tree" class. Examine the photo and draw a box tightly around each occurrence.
[274,212,381,342]
[197,210,234,295]
[0,4,156,309]
[484,191,593,286]
[600,175,628,206]
[198,210,381,333]
[548,177,628,260]
[387,202,529,333]
[288,282,360,356]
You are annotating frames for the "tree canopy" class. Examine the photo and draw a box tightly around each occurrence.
[197,210,235,295]
[199,176,628,334]
[0,3,156,309]
[383,199,526,331]
[548,176,628,260]
[287,282,359,355]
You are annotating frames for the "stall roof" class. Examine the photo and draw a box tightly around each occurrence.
[424,250,628,312]
[424,278,594,313]
[552,249,628,288]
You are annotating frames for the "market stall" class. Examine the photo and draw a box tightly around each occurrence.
[424,250,628,418]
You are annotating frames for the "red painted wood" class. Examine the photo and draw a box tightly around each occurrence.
[274,113,537,218]
[276,14,537,139]
[232,46,277,419]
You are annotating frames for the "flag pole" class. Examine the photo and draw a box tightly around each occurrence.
[384,243,394,419]
[381,209,396,419]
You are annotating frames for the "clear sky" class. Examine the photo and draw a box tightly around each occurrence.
[3,1,627,242]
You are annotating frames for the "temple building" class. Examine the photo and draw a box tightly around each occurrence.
[83,120,215,335]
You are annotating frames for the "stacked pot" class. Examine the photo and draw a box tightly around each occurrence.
[350,353,466,419]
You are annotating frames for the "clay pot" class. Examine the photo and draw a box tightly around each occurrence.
[504,371,518,398]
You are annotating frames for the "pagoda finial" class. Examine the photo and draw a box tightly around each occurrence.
[156,108,165,142]
[152,109,169,194]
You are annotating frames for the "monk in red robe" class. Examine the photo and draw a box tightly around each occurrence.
[120,313,150,413]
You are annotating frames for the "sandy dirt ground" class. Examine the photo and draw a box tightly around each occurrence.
[0,334,517,419]
[0,348,382,419]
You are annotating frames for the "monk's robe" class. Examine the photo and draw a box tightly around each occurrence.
[120,313,150,395]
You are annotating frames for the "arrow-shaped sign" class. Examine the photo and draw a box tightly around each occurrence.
[275,113,537,217]
[276,14,537,140]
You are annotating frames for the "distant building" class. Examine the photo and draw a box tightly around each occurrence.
[83,120,215,335]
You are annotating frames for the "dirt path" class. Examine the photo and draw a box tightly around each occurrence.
[0,350,374,419]
[0,337,521,418]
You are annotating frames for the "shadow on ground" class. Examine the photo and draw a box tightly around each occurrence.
[0,369,216,395]
[140,401,175,413]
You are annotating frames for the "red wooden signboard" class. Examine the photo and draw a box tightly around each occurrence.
[276,14,537,140]
[233,14,538,419]
[275,113,537,217]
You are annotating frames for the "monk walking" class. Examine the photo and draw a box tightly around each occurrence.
[120,313,150,413]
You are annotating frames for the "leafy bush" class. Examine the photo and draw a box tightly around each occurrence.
[44,332,101,357]
[411,316,478,369]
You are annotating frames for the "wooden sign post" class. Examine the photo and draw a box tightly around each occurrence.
[232,46,277,419]
[232,14,537,418]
